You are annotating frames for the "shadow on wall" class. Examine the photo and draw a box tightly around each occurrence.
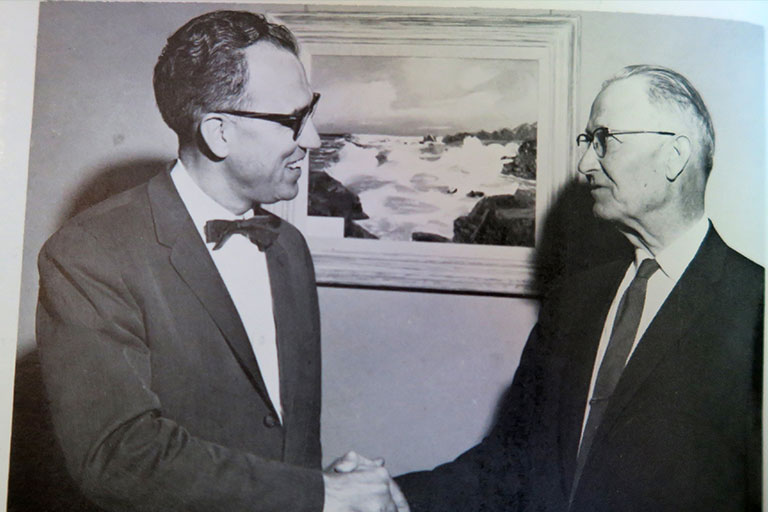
[9,158,170,511]
[64,158,173,221]
[485,175,631,436]
[534,176,631,295]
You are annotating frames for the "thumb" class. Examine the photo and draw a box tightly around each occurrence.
[390,480,411,512]
[332,451,361,473]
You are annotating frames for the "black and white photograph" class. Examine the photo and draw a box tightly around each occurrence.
[0,1,765,512]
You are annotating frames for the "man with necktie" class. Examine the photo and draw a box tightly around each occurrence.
[35,10,405,512]
[395,65,763,511]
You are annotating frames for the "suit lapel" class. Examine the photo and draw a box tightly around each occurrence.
[147,169,273,407]
[558,261,628,490]
[588,226,727,461]
[264,227,300,430]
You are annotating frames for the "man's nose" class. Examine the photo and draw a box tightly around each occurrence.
[297,119,321,150]
[577,143,600,176]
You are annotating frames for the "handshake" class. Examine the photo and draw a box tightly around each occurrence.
[323,451,410,512]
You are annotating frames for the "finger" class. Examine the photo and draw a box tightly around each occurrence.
[389,480,411,512]
[344,465,392,484]
[332,458,358,473]
[340,450,359,465]
[379,497,397,512]
[336,453,385,473]
[353,453,385,468]
[326,450,360,473]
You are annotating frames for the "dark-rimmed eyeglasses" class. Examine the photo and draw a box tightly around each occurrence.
[576,127,676,158]
[215,92,321,141]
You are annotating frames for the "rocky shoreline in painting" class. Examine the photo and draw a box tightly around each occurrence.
[308,122,537,246]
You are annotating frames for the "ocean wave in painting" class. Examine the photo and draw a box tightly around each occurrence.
[309,132,536,245]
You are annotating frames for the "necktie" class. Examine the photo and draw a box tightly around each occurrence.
[570,258,660,501]
[204,215,280,251]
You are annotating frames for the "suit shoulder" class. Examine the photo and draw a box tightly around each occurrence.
[41,180,153,262]
[723,245,764,281]
[719,245,764,302]
[275,216,310,251]
[276,215,303,237]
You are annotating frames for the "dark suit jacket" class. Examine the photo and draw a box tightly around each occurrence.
[398,226,763,511]
[36,169,324,512]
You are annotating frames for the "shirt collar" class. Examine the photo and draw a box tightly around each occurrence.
[633,215,709,280]
[170,160,253,240]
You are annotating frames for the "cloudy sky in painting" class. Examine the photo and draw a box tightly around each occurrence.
[310,55,538,136]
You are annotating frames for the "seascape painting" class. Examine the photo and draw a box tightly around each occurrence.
[273,10,576,292]
[308,55,539,247]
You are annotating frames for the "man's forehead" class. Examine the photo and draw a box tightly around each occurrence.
[243,42,311,109]
[588,77,661,128]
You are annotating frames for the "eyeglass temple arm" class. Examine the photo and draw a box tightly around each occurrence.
[606,130,676,136]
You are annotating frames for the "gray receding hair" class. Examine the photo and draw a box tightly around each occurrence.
[602,65,715,177]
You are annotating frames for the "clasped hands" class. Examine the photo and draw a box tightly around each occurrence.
[323,451,410,512]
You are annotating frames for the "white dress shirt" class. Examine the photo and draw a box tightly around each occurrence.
[579,216,709,443]
[171,160,283,423]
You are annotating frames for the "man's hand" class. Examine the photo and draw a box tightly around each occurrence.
[323,451,410,512]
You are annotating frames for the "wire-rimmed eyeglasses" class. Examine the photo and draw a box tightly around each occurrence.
[576,127,676,158]
[215,92,321,141]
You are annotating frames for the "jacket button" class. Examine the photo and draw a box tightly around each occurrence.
[263,414,279,428]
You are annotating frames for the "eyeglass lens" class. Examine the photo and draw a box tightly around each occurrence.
[577,128,607,157]
[593,129,607,157]
[294,94,320,140]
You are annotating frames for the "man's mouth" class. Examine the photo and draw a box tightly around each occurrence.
[587,177,605,190]
[286,159,303,172]
[286,153,306,171]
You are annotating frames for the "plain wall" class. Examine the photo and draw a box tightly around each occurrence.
[11,3,764,494]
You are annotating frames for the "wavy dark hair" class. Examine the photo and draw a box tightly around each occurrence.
[603,65,715,177]
[153,10,298,143]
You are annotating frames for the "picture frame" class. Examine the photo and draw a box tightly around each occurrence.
[268,8,580,295]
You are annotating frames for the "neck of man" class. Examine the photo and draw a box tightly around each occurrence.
[619,202,705,256]
[178,146,252,216]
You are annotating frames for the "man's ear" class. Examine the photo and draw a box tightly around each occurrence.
[199,114,230,159]
[664,134,692,182]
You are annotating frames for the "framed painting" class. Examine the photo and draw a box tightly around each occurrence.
[269,8,580,294]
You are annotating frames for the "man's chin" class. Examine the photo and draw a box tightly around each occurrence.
[277,184,300,202]
[591,202,615,221]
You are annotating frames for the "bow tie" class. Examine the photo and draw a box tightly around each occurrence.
[204,215,281,251]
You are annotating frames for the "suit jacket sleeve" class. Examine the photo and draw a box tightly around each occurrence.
[36,223,324,512]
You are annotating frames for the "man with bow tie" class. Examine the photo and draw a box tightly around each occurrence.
[396,65,763,511]
[35,10,406,512]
